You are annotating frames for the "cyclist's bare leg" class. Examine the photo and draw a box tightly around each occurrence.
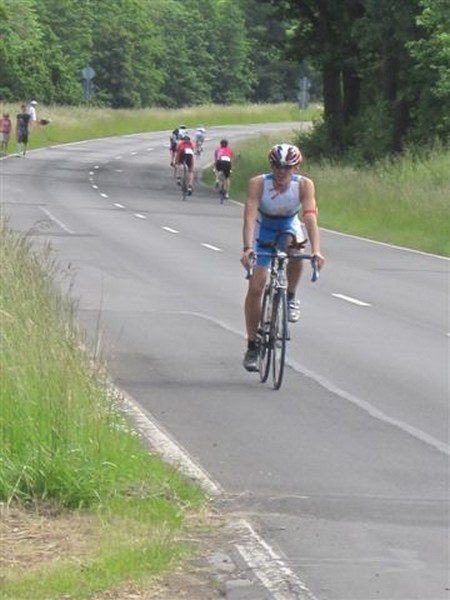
[286,259,303,296]
[244,266,266,341]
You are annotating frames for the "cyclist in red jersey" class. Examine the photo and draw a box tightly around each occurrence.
[214,139,234,199]
[175,134,195,195]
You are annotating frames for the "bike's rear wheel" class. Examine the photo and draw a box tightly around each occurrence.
[272,290,288,390]
[258,288,272,382]
[218,177,225,203]
[181,164,188,200]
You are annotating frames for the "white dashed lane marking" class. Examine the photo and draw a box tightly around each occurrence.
[202,243,223,252]
[162,226,179,234]
[332,293,371,307]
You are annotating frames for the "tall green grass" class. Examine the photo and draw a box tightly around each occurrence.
[0,220,206,597]
[221,134,450,257]
[0,221,202,508]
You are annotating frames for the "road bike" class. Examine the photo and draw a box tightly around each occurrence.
[248,232,319,390]
[217,170,227,203]
[195,138,204,157]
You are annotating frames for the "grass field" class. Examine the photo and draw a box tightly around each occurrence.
[222,134,450,257]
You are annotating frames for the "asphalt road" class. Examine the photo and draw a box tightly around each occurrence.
[1,124,448,600]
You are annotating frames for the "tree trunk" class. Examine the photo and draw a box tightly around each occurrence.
[322,64,343,145]
[342,68,361,124]
[323,64,342,121]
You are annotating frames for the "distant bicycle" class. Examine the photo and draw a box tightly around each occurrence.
[180,161,189,201]
[194,127,206,157]
[217,170,228,204]
[247,232,319,390]
[195,138,204,157]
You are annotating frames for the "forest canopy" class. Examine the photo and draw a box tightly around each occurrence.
[1,0,448,160]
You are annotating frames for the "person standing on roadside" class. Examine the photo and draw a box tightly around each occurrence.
[0,112,12,155]
[26,100,38,126]
[16,104,31,156]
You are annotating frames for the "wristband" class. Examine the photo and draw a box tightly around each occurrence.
[243,246,252,252]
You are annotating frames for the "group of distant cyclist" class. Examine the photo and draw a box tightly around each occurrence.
[169,124,234,198]
[168,125,325,373]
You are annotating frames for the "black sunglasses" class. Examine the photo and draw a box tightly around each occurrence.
[272,164,294,170]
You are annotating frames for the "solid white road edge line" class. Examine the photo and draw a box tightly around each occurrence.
[234,519,319,600]
[38,206,74,234]
[174,310,450,457]
[119,391,318,599]
[120,392,222,497]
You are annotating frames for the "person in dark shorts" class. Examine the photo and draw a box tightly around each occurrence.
[175,134,195,195]
[169,124,187,166]
[214,139,234,199]
[16,104,31,156]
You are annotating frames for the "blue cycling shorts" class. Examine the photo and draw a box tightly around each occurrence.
[254,215,307,268]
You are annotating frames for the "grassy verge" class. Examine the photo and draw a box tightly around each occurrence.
[214,133,449,257]
[0,102,321,150]
[0,221,208,599]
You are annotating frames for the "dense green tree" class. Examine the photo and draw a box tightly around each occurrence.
[406,0,450,143]
[269,0,366,148]
[240,0,307,103]
[211,0,254,103]
[92,0,164,107]
[268,0,448,158]
[0,0,50,102]
[0,0,447,158]
[37,0,95,103]
[353,0,422,154]
[146,0,214,107]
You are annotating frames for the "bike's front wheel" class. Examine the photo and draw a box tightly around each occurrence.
[271,290,288,390]
[258,287,272,382]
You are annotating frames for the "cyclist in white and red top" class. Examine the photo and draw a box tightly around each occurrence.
[214,139,234,199]
[175,134,195,195]
[240,143,325,372]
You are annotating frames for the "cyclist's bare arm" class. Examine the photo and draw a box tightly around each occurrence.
[242,175,264,269]
[299,176,325,269]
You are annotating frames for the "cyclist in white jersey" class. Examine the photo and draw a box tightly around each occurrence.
[240,143,325,371]
[194,125,206,155]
